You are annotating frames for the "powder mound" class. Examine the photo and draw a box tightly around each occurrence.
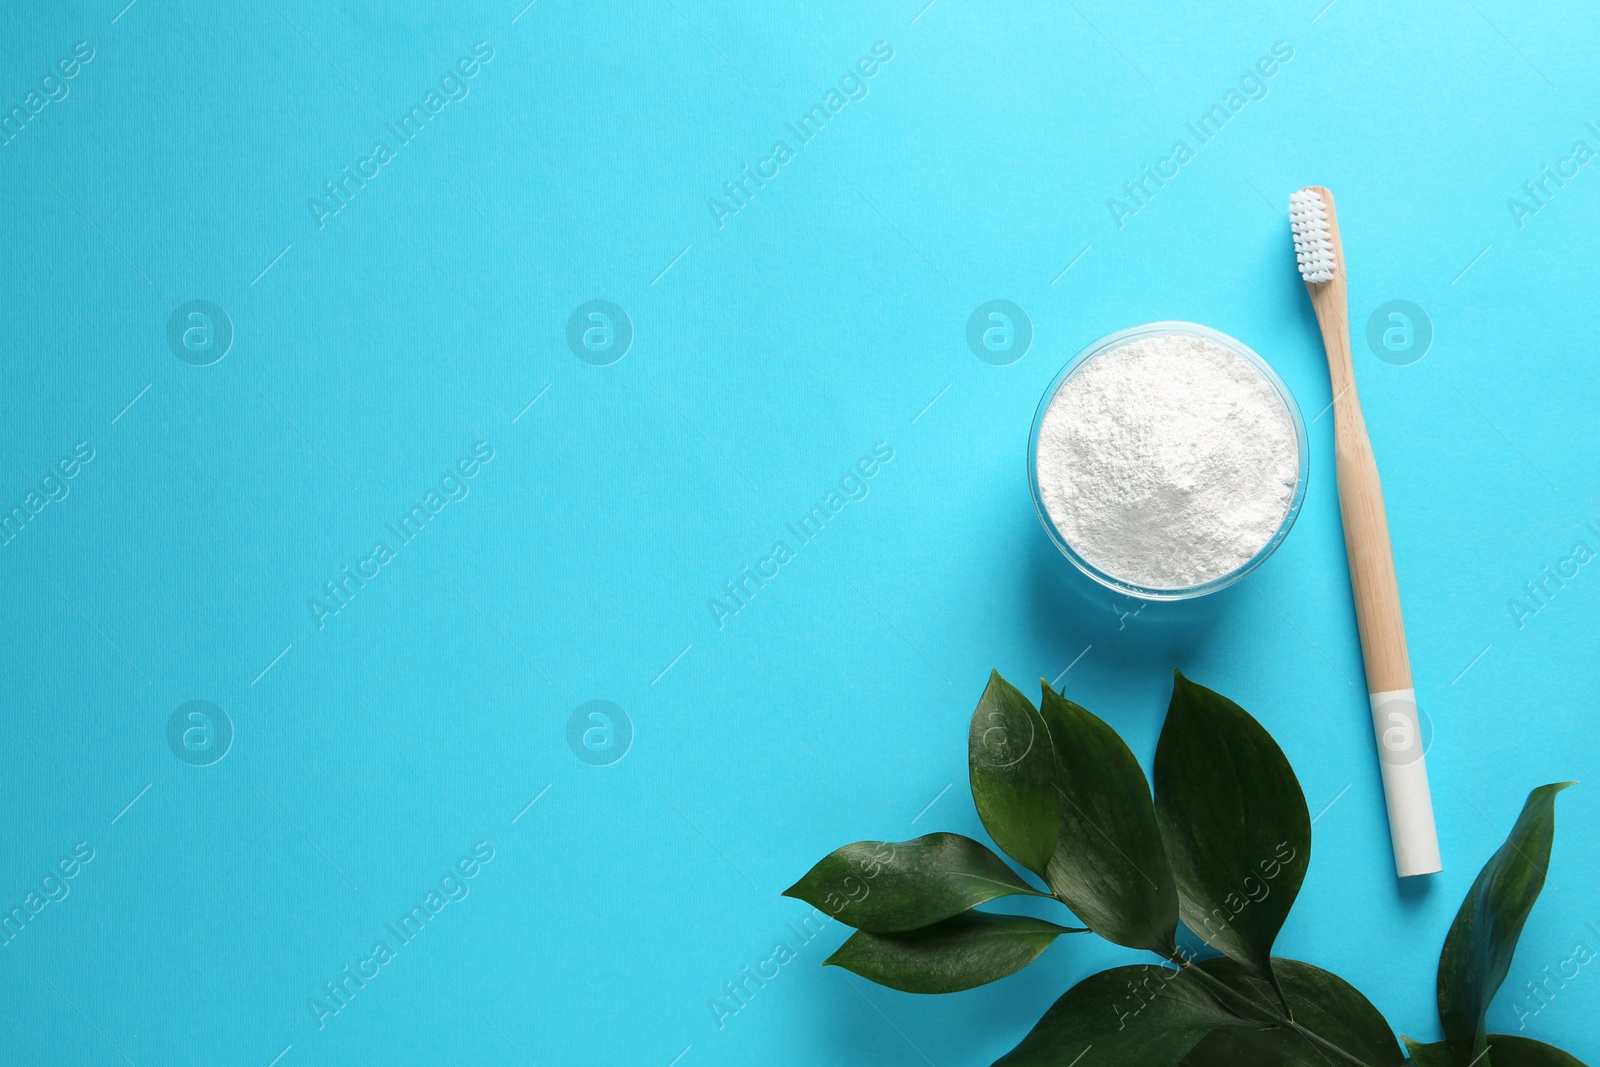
[1035,333,1300,590]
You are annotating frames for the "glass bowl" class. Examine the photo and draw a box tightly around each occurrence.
[1027,321,1309,601]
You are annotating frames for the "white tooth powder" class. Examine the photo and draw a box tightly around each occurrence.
[1034,332,1300,590]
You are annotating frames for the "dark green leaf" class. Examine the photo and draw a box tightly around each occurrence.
[1438,783,1575,1061]
[994,964,1254,1066]
[1039,682,1179,954]
[784,833,1048,933]
[1401,1038,1455,1067]
[1154,672,1310,991]
[1180,957,1403,1066]
[1403,1035,1591,1067]
[825,911,1082,994]
[1484,1035,1592,1067]
[970,671,1060,875]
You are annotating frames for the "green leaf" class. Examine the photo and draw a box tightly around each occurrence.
[1180,957,1403,1066]
[1039,682,1179,954]
[970,671,1060,875]
[994,964,1253,1066]
[1401,1038,1455,1067]
[1154,672,1311,990]
[784,833,1048,933]
[824,911,1082,994]
[1403,1035,1591,1067]
[1437,783,1575,1061]
[1483,1035,1592,1067]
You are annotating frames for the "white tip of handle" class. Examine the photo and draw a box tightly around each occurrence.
[1382,759,1442,876]
[1370,689,1442,877]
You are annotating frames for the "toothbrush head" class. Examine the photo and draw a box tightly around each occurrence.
[1289,187,1337,283]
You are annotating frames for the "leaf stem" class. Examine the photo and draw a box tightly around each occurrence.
[1167,953,1375,1067]
[1166,953,1275,1025]
[1285,1020,1376,1067]
[1040,894,1377,1067]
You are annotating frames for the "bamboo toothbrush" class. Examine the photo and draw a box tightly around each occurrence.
[1289,186,1442,878]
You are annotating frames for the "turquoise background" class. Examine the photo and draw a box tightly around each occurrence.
[3,0,1597,1063]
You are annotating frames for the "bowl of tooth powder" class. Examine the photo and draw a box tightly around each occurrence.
[1028,322,1308,599]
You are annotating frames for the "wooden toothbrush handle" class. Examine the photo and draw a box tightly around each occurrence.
[1331,403,1411,692]
[1304,186,1440,877]
[1331,384,1441,877]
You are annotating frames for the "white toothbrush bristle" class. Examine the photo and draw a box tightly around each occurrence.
[1289,188,1337,283]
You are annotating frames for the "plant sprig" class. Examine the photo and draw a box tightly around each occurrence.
[784,670,1585,1066]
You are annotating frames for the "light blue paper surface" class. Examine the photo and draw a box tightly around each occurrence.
[3,2,1597,1063]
